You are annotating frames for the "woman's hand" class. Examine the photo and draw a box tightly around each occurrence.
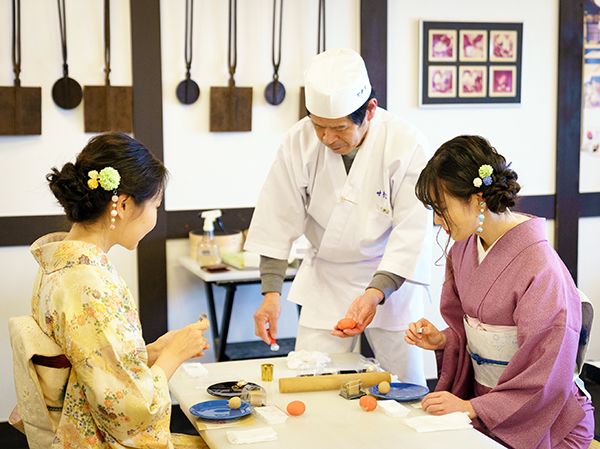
[154,318,210,379]
[421,391,477,419]
[404,318,446,350]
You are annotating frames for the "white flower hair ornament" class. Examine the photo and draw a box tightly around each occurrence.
[473,164,493,188]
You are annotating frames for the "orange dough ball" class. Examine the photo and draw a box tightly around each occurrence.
[336,318,357,330]
[359,395,377,412]
[378,381,391,394]
[286,400,306,416]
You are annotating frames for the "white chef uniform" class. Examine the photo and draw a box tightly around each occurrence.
[245,49,432,384]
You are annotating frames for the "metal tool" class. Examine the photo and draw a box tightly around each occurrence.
[176,0,200,104]
[264,0,285,105]
[52,0,82,109]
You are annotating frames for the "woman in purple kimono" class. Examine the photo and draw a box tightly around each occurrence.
[405,135,594,448]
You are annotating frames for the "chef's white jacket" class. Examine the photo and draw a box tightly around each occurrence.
[245,108,432,330]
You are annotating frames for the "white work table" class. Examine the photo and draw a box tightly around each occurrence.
[179,256,297,361]
[169,354,504,449]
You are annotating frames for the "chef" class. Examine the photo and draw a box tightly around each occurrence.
[244,48,432,384]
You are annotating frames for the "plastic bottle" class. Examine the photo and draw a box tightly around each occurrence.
[197,210,222,267]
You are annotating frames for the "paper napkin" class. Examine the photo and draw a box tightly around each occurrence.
[226,426,278,444]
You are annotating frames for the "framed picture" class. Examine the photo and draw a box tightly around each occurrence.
[428,66,457,97]
[459,66,487,97]
[489,66,517,97]
[428,29,457,61]
[490,30,518,62]
[420,21,522,106]
[460,30,487,62]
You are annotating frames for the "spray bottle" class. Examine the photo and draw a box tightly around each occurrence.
[197,209,222,267]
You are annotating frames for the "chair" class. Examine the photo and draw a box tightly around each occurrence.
[577,289,594,375]
[8,315,71,449]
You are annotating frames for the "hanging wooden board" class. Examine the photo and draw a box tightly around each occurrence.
[84,85,132,133]
[1,0,42,135]
[83,0,133,133]
[0,86,42,135]
[209,86,252,132]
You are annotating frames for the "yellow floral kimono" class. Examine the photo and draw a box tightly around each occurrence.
[30,233,172,449]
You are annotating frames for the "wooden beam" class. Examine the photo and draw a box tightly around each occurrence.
[130,0,167,342]
[0,215,69,247]
[555,0,584,281]
[360,0,387,108]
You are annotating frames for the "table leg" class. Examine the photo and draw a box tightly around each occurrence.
[217,284,236,362]
[204,282,219,351]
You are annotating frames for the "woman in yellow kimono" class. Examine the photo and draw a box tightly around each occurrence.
[32,133,209,448]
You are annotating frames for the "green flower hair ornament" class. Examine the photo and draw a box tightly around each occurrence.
[87,167,121,191]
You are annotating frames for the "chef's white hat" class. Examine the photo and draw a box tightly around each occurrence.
[304,48,372,119]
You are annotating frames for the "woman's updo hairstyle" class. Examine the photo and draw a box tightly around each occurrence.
[47,132,167,223]
[416,135,520,218]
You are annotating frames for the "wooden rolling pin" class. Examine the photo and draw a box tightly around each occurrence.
[278,371,391,393]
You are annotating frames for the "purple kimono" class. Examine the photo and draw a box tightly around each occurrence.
[436,217,594,448]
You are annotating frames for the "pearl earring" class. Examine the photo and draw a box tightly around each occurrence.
[476,201,486,234]
[110,192,118,230]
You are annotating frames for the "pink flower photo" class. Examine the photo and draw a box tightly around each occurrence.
[490,30,517,62]
[489,66,516,97]
[460,30,487,62]
[459,66,486,97]
[428,66,457,97]
[428,30,457,61]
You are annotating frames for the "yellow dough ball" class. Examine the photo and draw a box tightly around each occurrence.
[228,397,241,409]
[378,381,391,394]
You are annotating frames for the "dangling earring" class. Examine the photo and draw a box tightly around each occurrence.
[110,191,118,230]
[476,201,486,234]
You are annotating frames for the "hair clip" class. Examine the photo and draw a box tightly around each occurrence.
[473,164,493,188]
[87,167,121,191]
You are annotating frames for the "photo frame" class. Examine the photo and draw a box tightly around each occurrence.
[428,29,457,62]
[489,66,517,97]
[490,30,518,62]
[459,65,487,97]
[420,21,522,106]
[428,66,457,97]
[459,30,487,62]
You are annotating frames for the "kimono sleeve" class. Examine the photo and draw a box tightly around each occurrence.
[435,249,474,399]
[377,138,432,285]
[244,130,310,260]
[469,261,584,449]
[55,267,172,447]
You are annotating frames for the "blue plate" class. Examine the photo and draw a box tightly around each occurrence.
[368,382,429,402]
[189,400,252,420]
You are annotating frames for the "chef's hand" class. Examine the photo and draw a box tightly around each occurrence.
[254,292,281,344]
[404,318,446,350]
[421,391,477,419]
[331,288,383,338]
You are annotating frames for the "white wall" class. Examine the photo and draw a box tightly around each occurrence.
[387,0,558,196]
[160,0,360,210]
[0,0,132,217]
